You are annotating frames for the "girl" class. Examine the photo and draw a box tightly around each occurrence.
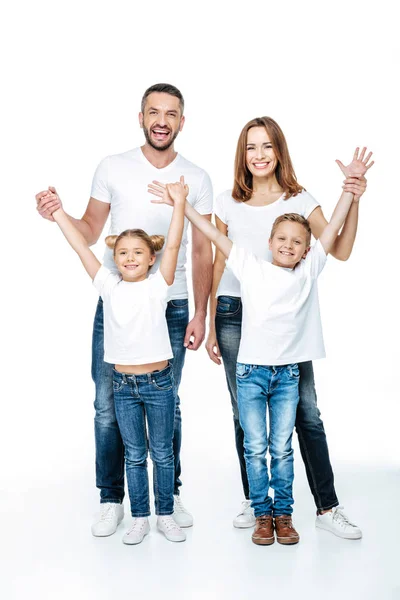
[149,150,372,545]
[51,178,189,545]
[149,137,372,541]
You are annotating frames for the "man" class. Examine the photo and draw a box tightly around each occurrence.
[35,83,213,536]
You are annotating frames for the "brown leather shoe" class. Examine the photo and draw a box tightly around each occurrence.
[252,515,275,545]
[274,515,300,545]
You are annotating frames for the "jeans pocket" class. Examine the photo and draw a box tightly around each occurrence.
[288,364,300,379]
[236,362,254,379]
[113,380,124,393]
[169,298,189,308]
[151,370,174,391]
[216,296,241,316]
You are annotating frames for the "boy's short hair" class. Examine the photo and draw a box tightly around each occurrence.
[141,83,184,114]
[270,213,312,246]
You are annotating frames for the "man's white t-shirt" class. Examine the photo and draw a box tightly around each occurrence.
[93,267,173,365]
[91,147,213,299]
[214,189,320,298]
[226,241,327,366]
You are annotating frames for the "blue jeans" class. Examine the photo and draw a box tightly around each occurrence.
[237,363,300,516]
[113,365,175,517]
[215,295,339,512]
[92,297,188,504]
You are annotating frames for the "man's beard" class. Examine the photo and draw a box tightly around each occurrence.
[143,125,180,151]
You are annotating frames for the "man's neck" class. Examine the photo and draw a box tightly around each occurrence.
[140,143,178,169]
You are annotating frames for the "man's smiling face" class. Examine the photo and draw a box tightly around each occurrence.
[139,92,185,151]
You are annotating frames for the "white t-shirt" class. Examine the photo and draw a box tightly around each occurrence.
[214,189,320,298]
[91,147,213,299]
[226,241,327,366]
[93,267,173,365]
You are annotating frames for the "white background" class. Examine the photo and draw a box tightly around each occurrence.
[1,0,399,598]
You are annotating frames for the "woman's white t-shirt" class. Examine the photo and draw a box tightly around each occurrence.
[214,189,320,298]
[227,241,327,366]
[93,267,173,366]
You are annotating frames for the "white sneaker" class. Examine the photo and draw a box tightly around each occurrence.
[157,515,186,542]
[122,517,150,545]
[173,494,193,527]
[233,500,256,528]
[91,503,124,537]
[316,506,362,539]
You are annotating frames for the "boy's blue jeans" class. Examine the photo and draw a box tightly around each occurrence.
[113,365,175,517]
[237,363,300,517]
[92,297,188,504]
[216,295,339,512]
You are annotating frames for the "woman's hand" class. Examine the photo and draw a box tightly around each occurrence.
[205,328,222,365]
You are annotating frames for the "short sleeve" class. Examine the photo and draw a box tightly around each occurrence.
[90,157,111,203]
[226,244,260,283]
[299,190,320,219]
[305,240,328,279]
[214,191,227,225]
[193,171,213,215]
[93,265,120,298]
[148,269,170,300]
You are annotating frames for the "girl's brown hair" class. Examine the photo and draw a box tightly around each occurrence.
[232,117,304,203]
[105,229,165,255]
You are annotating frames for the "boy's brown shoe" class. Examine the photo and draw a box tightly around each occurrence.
[274,515,300,545]
[251,515,275,545]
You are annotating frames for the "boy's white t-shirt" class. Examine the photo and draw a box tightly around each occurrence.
[214,189,320,298]
[226,241,327,366]
[93,267,173,365]
[91,148,213,300]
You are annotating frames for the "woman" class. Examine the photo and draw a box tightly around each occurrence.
[206,117,369,539]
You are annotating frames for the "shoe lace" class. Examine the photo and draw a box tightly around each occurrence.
[258,515,272,526]
[332,506,356,527]
[126,519,146,535]
[99,504,117,523]
[276,516,292,527]
[174,496,187,513]
[161,516,180,532]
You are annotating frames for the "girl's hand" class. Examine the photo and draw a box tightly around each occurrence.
[166,176,189,204]
[148,176,189,206]
[336,147,374,179]
[36,186,63,221]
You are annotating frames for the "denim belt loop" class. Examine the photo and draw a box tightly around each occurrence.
[121,373,128,384]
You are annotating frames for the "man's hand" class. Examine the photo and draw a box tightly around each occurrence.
[184,314,206,351]
[36,186,62,221]
[336,147,374,201]
[205,329,222,365]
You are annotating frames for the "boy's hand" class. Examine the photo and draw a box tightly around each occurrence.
[336,147,374,179]
[35,186,63,221]
[148,176,189,206]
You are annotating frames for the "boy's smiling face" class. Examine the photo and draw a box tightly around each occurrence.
[269,221,310,268]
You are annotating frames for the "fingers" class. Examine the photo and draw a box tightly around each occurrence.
[184,321,205,351]
[335,159,345,173]
[353,147,360,161]
[359,146,366,162]
[366,160,375,170]
[206,341,222,365]
[363,151,372,164]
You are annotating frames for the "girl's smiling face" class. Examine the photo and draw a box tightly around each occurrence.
[114,236,155,281]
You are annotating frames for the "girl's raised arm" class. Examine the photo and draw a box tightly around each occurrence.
[51,199,101,280]
[158,178,186,285]
[149,179,232,259]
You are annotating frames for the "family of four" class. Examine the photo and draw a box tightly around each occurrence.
[36,83,373,546]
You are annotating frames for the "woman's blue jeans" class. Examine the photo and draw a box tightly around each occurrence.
[237,363,300,516]
[92,297,188,504]
[113,365,175,517]
[215,295,339,512]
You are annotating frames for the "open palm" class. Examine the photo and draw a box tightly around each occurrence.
[336,147,374,178]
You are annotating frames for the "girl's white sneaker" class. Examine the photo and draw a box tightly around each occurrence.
[122,517,150,545]
[157,515,186,542]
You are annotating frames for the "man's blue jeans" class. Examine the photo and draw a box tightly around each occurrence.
[113,365,175,517]
[215,295,339,512]
[237,363,300,516]
[92,297,188,504]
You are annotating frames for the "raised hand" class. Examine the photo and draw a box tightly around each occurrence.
[148,176,189,206]
[336,147,374,179]
[36,186,62,221]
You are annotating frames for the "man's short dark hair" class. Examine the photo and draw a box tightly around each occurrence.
[141,83,184,114]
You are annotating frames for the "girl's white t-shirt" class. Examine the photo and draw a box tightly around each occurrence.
[93,267,173,365]
[226,241,327,366]
[91,147,213,300]
[214,189,320,298]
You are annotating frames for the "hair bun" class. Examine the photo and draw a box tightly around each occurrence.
[150,234,165,252]
[105,235,118,249]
